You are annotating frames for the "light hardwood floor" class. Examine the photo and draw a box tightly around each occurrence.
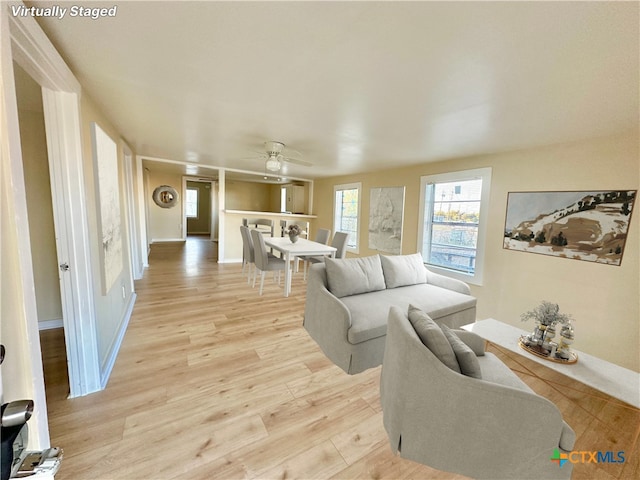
[40,236,638,479]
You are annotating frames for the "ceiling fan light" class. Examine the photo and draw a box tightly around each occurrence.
[265,141,285,155]
[265,157,281,171]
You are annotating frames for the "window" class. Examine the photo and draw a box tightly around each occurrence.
[418,168,491,285]
[185,187,199,218]
[333,182,361,253]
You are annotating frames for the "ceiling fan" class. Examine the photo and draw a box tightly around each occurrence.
[257,141,313,172]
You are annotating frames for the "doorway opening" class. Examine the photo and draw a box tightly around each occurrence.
[183,177,218,247]
[13,62,70,399]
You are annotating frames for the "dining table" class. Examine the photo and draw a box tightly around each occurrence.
[263,236,337,297]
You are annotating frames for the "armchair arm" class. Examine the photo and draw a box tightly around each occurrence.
[452,329,485,356]
[425,268,471,295]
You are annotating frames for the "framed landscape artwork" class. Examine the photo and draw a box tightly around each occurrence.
[369,186,405,254]
[503,190,636,266]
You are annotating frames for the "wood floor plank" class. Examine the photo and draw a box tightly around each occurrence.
[39,237,638,480]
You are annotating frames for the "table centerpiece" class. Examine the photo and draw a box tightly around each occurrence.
[286,224,301,243]
[519,301,577,364]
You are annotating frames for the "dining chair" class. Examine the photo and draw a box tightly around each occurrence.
[302,232,349,280]
[279,219,310,238]
[300,228,331,280]
[331,231,350,259]
[243,218,274,236]
[239,225,256,285]
[250,229,289,295]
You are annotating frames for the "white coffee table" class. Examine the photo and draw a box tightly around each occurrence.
[462,319,640,409]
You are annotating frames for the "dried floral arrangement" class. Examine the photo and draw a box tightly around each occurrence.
[520,300,572,327]
[520,301,576,362]
[286,224,302,236]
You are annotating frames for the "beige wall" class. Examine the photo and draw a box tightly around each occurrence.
[147,171,184,241]
[226,180,273,211]
[313,132,639,371]
[225,180,310,214]
[80,94,136,371]
[16,66,63,324]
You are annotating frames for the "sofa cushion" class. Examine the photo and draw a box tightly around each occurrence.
[408,305,461,373]
[377,283,476,321]
[342,284,476,344]
[440,325,482,379]
[325,255,386,298]
[380,253,427,288]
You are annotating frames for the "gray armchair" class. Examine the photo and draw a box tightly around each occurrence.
[380,306,575,480]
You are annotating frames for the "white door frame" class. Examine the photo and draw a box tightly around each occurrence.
[123,146,143,279]
[6,6,101,397]
[182,176,216,240]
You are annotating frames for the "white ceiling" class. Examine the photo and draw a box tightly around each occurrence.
[28,1,638,179]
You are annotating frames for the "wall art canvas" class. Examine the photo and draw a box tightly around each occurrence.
[369,186,405,254]
[91,122,123,294]
[503,190,636,265]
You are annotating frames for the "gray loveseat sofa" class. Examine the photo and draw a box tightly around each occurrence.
[303,253,477,374]
[380,305,575,479]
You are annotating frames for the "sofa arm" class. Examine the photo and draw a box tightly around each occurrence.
[303,264,354,369]
[425,268,471,295]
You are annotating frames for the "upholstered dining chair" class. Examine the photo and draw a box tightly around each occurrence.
[250,229,290,295]
[330,232,349,259]
[298,228,331,279]
[243,218,274,236]
[239,225,255,285]
[279,219,310,238]
[302,230,347,280]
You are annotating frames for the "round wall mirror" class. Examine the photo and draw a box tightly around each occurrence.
[152,185,179,208]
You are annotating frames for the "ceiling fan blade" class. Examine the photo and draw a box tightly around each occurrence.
[236,154,267,161]
[283,156,313,167]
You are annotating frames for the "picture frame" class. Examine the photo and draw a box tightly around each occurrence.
[369,186,405,254]
[91,122,123,294]
[503,190,636,265]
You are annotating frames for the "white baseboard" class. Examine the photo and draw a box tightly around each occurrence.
[218,258,242,264]
[151,238,185,243]
[39,318,63,331]
[100,293,136,389]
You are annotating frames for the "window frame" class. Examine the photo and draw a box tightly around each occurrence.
[417,168,492,286]
[185,187,199,219]
[333,182,362,254]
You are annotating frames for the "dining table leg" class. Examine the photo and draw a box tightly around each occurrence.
[284,252,292,297]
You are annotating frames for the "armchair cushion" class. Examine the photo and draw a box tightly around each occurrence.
[380,253,427,288]
[325,255,386,298]
[441,325,482,379]
[408,305,460,373]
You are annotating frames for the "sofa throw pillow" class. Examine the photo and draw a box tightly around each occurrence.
[440,324,482,379]
[380,253,427,288]
[407,305,461,373]
[324,255,386,298]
